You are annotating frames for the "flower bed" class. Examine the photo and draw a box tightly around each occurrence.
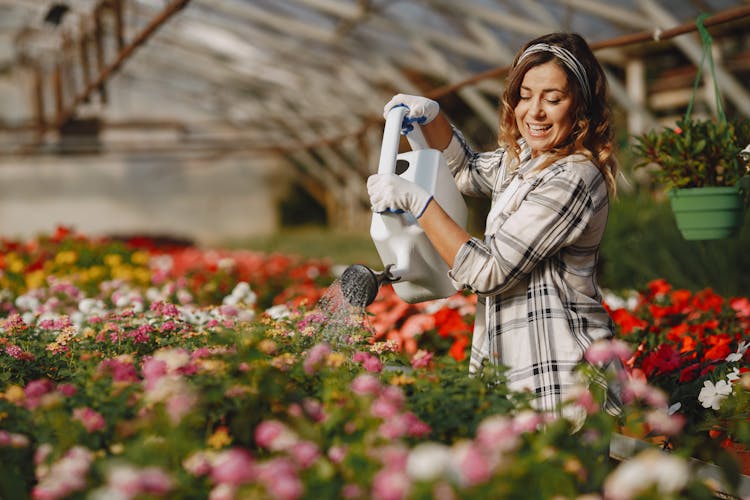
[0,228,748,499]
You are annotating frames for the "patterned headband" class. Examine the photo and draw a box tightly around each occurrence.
[517,43,591,106]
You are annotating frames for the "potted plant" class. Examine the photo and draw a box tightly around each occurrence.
[632,15,750,240]
[633,117,750,240]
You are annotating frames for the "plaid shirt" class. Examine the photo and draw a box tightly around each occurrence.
[443,129,619,415]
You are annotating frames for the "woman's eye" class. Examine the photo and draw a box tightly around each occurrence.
[546,99,560,104]
[519,95,531,100]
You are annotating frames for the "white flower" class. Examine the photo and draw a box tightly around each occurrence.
[725,341,748,362]
[604,448,689,499]
[15,294,40,312]
[78,298,105,316]
[698,379,732,410]
[727,367,741,383]
[406,442,452,481]
[265,304,291,320]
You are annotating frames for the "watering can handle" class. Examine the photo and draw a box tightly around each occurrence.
[377,106,428,175]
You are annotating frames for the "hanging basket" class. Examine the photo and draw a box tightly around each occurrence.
[668,184,745,240]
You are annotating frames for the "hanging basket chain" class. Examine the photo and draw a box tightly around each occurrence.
[685,13,726,124]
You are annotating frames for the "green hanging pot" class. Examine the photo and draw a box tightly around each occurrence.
[668,185,746,240]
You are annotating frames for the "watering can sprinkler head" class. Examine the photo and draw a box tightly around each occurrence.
[340,264,399,308]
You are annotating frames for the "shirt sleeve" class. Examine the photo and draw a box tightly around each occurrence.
[449,165,596,296]
[442,126,505,198]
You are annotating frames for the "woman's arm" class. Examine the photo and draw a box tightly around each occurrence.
[418,199,472,268]
[419,113,454,151]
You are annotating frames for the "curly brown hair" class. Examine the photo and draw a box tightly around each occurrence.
[498,32,618,195]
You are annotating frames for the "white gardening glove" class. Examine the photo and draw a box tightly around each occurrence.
[382,94,440,135]
[368,174,433,218]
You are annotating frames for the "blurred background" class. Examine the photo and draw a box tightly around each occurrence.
[0,0,748,294]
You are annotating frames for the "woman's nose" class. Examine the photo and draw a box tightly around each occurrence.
[529,98,545,117]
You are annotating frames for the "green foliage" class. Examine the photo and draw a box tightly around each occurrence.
[632,117,750,188]
[600,192,750,295]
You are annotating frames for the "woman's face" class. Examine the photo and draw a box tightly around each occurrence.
[514,60,575,157]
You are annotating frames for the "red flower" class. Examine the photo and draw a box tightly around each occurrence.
[692,288,724,314]
[449,334,469,362]
[609,308,648,334]
[433,308,472,338]
[647,279,671,298]
[641,344,681,376]
[702,334,732,362]
[678,362,701,383]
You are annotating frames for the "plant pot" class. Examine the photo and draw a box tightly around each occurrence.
[668,185,746,240]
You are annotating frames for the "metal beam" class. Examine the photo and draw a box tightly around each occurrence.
[638,0,750,117]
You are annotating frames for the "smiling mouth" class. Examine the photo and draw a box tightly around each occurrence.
[526,123,551,136]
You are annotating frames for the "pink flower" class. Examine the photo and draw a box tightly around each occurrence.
[584,339,633,366]
[208,483,236,500]
[476,415,519,453]
[96,358,140,382]
[403,412,431,437]
[141,358,168,388]
[24,379,55,409]
[290,440,320,468]
[363,355,383,373]
[303,343,331,375]
[371,467,410,500]
[166,392,197,423]
[72,407,106,433]
[453,442,491,487]
[210,448,256,485]
[257,458,303,500]
[5,345,27,359]
[254,420,298,451]
[327,445,348,464]
[371,396,401,420]
[57,383,77,397]
[25,379,54,399]
[0,430,29,448]
[353,351,384,373]
[351,374,380,396]
[302,398,326,422]
[646,409,686,436]
[31,446,93,500]
[410,350,433,369]
[342,484,363,498]
[512,410,543,434]
[183,450,215,476]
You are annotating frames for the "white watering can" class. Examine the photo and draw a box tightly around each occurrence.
[341,105,468,307]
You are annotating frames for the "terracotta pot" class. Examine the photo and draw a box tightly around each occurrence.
[724,441,750,476]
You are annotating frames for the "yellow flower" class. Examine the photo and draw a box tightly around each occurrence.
[87,266,106,282]
[131,251,150,266]
[257,339,278,355]
[325,352,346,369]
[196,359,227,375]
[207,427,233,449]
[134,268,152,285]
[25,270,46,290]
[7,254,24,274]
[271,353,297,371]
[54,250,77,266]
[104,254,123,268]
[2,385,25,404]
[389,374,416,386]
[112,265,134,282]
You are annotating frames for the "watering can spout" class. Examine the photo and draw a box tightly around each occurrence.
[340,264,399,308]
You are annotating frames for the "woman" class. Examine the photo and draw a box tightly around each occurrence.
[368,32,621,416]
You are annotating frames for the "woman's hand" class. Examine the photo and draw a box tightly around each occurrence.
[383,94,440,134]
[367,174,433,218]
